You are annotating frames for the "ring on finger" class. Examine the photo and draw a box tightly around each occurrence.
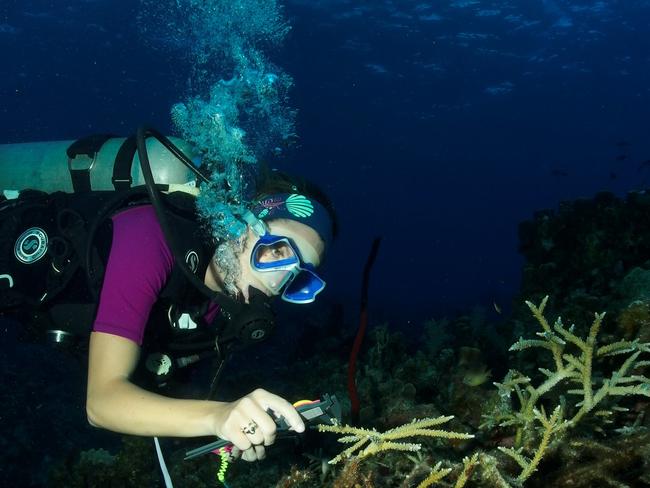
[242,420,258,435]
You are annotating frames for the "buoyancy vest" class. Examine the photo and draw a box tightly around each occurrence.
[0,189,224,387]
[0,190,116,328]
[136,194,227,390]
[2,130,279,397]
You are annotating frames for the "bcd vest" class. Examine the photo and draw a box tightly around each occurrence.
[0,189,224,389]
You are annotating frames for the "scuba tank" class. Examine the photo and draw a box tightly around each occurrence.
[0,135,199,194]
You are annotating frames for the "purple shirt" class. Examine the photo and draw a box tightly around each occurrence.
[93,205,218,345]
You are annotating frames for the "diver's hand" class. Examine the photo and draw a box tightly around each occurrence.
[211,388,305,462]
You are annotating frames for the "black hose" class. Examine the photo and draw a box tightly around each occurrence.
[139,127,211,184]
[135,126,243,317]
[84,186,151,299]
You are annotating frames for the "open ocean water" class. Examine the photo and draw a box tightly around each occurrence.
[1,1,650,487]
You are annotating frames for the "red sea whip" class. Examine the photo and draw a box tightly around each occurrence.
[347,237,382,424]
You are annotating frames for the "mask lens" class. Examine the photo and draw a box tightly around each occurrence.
[266,270,294,294]
[253,240,298,270]
[283,269,326,303]
[251,235,325,302]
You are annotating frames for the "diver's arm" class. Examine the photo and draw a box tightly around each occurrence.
[86,331,219,437]
[86,331,305,444]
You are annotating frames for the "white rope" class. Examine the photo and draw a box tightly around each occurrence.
[154,437,174,488]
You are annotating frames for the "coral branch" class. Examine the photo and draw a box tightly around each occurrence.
[454,453,480,488]
[494,297,650,435]
[499,406,564,483]
[417,462,452,487]
[318,416,474,465]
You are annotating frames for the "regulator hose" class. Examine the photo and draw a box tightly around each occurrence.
[135,126,276,358]
[135,126,243,317]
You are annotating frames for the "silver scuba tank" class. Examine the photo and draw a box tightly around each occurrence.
[0,136,199,194]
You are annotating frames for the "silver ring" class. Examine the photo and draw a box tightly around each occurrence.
[242,421,258,435]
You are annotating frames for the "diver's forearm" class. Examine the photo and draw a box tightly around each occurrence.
[86,379,225,437]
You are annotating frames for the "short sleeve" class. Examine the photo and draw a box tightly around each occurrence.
[92,205,174,345]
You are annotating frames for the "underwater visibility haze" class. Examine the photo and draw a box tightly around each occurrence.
[1,0,650,486]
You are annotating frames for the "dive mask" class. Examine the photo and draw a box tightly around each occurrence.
[251,233,326,304]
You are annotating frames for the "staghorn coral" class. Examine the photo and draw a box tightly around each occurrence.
[483,296,650,449]
[453,453,480,488]
[318,416,474,465]
[316,296,649,487]
[416,461,452,487]
[476,451,517,488]
[497,405,565,483]
[416,453,480,488]
[540,431,650,487]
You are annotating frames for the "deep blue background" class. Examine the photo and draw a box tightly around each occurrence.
[2,0,650,325]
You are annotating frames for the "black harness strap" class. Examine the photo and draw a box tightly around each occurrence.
[112,135,137,191]
[45,206,93,302]
[66,134,116,192]
[47,303,99,336]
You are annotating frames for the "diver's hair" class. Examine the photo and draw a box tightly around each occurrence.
[254,166,339,240]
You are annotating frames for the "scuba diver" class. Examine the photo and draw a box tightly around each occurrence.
[0,128,338,464]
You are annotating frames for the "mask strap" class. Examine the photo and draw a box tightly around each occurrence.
[239,210,267,237]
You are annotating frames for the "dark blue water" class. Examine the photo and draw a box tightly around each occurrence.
[3,0,649,324]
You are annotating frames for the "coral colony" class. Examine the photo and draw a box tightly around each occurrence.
[314,296,649,487]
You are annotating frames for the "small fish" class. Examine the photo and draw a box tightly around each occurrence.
[609,172,618,180]
[463,367,492,387]
[615,154,629,162]
[493,302,502,314]
[550,169,568,177]
[616,140,631,148]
